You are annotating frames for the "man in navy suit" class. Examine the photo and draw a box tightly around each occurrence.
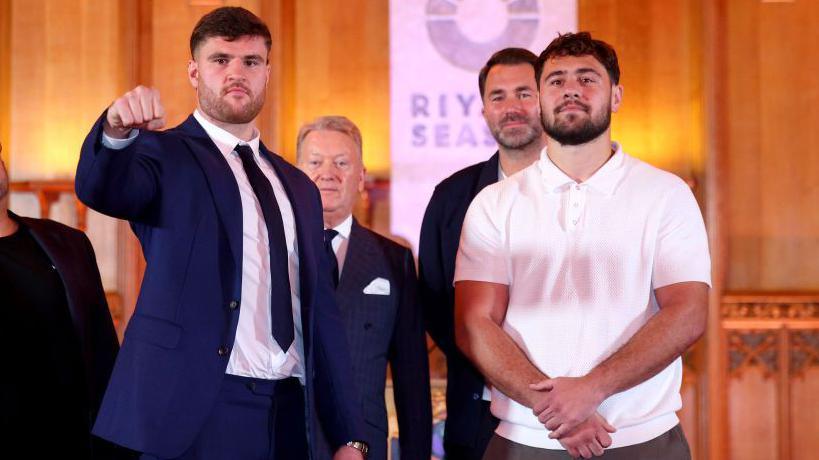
[0,150,126,459]
[418,48,546,460]
[75,7,366,460]
[296,116,431,460]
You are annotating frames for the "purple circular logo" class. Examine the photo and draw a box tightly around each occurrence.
[426,0,540,71]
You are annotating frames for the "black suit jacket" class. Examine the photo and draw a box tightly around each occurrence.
[8,211,122,457]
[418,153,500,447]
[317,219,431,460]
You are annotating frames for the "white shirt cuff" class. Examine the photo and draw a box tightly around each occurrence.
[101,129,139,150]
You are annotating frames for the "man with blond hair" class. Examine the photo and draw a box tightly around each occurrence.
[297,116,432,460]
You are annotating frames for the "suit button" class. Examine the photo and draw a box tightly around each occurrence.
[217,346,229,356]
[472,393,480,400]
[228,300,239,310]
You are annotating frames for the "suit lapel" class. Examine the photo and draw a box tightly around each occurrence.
[337,219,378,303]
[176,116,244,278]
[477,151,501,192]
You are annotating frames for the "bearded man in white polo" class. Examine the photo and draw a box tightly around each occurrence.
[454,32,710,460]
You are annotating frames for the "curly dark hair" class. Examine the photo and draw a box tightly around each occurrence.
[190,7,272,58]
[535,32,620,86]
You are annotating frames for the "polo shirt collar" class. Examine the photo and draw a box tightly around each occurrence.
[538,142,626,195]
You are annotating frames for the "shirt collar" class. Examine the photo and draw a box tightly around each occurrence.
[194,109,261,157]
[537,142,626,195]
[329,214,353,239]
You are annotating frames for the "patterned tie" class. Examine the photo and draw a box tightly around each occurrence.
[235,144,294,351]
[324,228,339,288]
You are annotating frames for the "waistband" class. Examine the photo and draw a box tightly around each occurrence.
[223,374,302,397]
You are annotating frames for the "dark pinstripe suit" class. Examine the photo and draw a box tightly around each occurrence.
[317,218,431,460]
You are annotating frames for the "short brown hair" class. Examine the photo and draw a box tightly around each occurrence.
[536,32,620,86]
[296,116,363,161]
[478,48,538,98]
[190,7,272,58]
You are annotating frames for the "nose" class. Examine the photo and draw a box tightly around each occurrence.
[501,97,526,115]
[316,160,337,180]
[562,80,580,99]
[226,60,247,82]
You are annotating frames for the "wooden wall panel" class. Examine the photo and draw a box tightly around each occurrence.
[579,0,704,183]
[728,366,779,460]
[8,0,126,180]
[290,0,390,175]
[790,367,819,460]
[724,0,819,291]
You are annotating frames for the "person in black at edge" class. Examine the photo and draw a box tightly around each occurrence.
[0,142,129,459]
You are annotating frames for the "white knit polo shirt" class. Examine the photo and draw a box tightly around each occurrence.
[454,144,711,449]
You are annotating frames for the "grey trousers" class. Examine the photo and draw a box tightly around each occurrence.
[482,425,690,460]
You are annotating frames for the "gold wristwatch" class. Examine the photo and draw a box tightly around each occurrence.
[345,440,369,457]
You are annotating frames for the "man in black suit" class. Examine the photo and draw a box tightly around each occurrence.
[297,115,432,460]
[418,48,546,459]
[0,146,123,458]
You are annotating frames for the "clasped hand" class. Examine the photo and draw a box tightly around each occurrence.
[530,377,615,458]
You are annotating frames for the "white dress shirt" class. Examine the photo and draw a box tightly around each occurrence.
[326,214,353,275]
[102,110,305,382]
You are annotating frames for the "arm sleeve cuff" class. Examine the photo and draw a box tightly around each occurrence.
[101,128,139,150]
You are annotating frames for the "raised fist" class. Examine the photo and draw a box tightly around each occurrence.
[104,85,166,139]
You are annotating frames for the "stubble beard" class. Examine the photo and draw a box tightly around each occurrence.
[198,80,265,125]
[491,115,542,150]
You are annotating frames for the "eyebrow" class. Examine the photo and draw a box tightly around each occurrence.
[544,67,603,80]
[488,85,535,97]
[207,52,264,61]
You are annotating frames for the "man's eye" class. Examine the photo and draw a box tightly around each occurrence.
[245,60,260,67]
[549,80,563,86]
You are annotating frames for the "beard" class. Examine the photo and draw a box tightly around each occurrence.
[198,80,265,124]
[490,113,542,150]
[542,99,611,146]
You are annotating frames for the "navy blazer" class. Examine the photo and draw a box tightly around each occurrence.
[75,114,364,458]
[316,220,431,460]
[8,212,122,457]
[417,153,500,448]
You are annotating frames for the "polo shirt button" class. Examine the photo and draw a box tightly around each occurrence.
[217,346,229,356]
[573,202,579,208]
[228,300,239,310]
[575,185,581,190]
[573,219,579,225]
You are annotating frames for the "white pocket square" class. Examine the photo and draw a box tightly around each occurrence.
[363,277,390,295]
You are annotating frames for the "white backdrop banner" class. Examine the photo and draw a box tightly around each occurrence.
[390,0,576,251]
